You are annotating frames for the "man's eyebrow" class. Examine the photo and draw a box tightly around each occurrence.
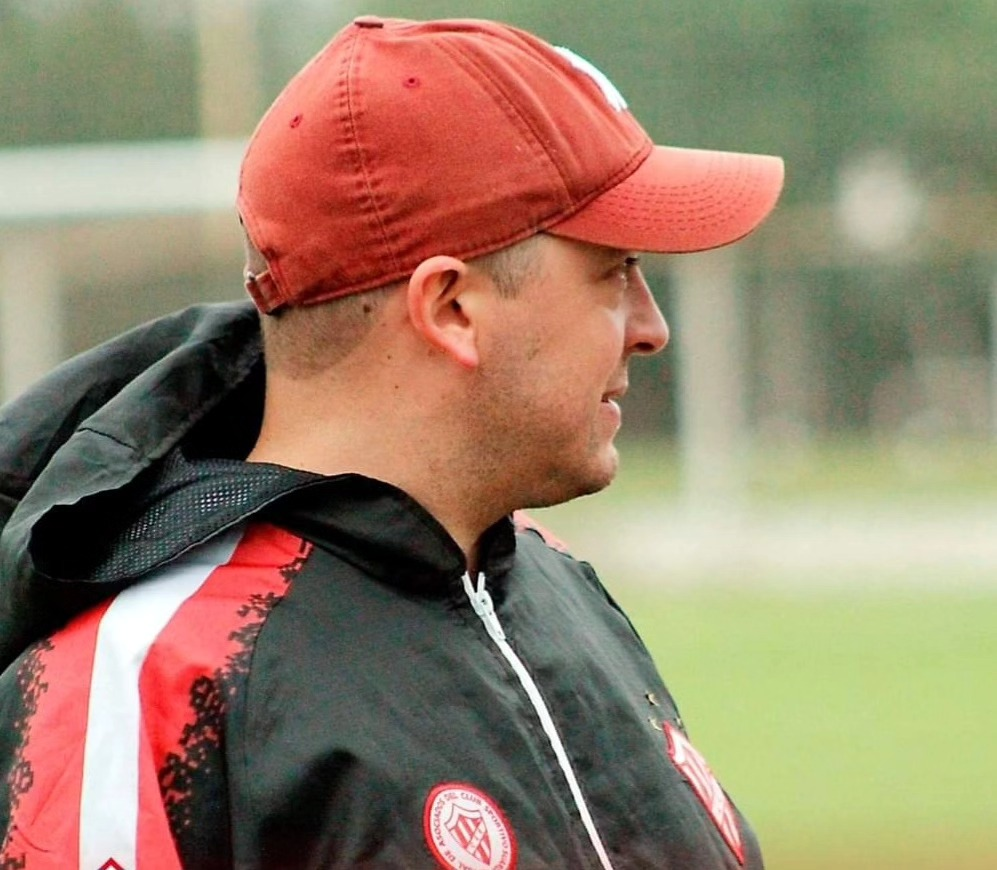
[595,246,632,262]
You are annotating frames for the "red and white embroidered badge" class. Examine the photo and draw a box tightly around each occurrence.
[424,783,518,870]
[664,722,745,865]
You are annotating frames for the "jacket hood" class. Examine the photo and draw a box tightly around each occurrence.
[0,301,268,669]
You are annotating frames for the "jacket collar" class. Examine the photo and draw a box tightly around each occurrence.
[31,449,516,596]
[267,474,518,593]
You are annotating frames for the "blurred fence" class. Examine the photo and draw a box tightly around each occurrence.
[1,138,996,515]
[2,0,996,518]
[0,139,245,398]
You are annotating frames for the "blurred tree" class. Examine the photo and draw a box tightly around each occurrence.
[0,0,198,146]
[5,0,993,200]
[1,0,993,437]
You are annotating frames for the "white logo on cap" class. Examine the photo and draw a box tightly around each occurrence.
[554,46,628,112]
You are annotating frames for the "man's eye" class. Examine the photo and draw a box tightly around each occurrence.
[614,256,640,284]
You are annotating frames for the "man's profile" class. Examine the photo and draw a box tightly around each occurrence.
[0,16,783,869]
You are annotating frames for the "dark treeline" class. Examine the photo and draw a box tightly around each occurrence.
[2,0,994,438]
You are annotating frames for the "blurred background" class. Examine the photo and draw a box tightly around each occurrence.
[1,0,995,867]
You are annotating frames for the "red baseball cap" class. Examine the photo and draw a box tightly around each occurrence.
[238,16,784,313]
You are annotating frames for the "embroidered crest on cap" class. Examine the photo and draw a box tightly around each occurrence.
[424,783,518,870]
[554,46,629,111]
[664,722,745,865]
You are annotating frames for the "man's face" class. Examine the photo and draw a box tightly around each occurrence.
[472,234,669,509]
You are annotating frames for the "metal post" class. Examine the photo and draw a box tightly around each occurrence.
[0,234,64,403]
[756,276,811,444]
[193,0,261,274]
[672,248,747,513]
[193,0,261,139]
[991,265,997,440]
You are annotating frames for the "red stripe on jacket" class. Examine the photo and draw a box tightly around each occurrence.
[0,523,311,869]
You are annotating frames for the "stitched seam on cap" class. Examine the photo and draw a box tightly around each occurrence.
[583,155,758,228]
[437,39,572,203]
[237,40,339,307]
[442,38,651,221]
[552,142,651,225]
[345,28,401,275]
[289,222,540,307]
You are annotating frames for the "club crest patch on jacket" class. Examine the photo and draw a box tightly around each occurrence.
[424,783,518,870]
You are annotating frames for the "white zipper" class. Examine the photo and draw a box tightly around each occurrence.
[461,571,616,870]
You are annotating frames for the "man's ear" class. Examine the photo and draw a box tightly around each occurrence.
[405,255,482,369]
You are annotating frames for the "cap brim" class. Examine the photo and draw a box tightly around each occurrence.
[550,145,785,254]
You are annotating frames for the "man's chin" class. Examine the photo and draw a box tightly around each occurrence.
[577,443,620,494]
[578,465,618,499]
[529,448,620,509]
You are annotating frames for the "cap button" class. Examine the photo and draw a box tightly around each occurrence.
[353,15,385,28]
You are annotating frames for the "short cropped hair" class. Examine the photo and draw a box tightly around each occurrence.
[258,285,397,378]
[259,235,543,377]
[473,234,543,299]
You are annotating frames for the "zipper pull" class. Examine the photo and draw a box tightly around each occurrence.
[462,572,506,643]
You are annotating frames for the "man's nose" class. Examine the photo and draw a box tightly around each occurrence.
[627,269,669,355]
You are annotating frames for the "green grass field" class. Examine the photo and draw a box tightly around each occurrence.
[612,588,997,870]
[537,439,997,869]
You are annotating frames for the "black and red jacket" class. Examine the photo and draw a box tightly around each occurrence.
[0,302,763,869]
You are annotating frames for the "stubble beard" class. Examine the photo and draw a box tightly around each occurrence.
[510,427,621,512]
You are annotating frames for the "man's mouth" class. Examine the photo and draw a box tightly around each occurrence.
[601,384,627,404]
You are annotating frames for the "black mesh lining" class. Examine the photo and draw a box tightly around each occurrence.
[32,450,321,585]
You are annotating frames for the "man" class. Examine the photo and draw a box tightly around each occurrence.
[0,16,783,870]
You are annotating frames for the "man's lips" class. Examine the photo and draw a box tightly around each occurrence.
[601,384,627,403]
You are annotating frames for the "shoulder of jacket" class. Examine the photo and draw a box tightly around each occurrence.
[512,510,572,555]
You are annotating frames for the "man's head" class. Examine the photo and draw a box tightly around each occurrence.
[237,15,783,313]
[238,16,783,531]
